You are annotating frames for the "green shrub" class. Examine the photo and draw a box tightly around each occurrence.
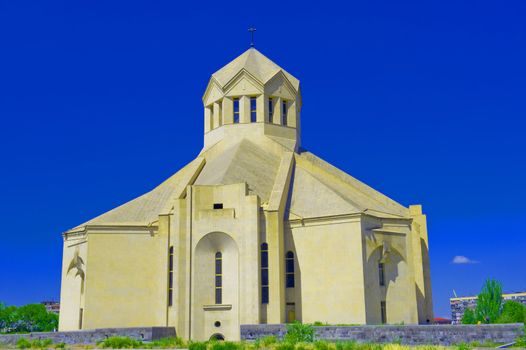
[146,337,186,349]
[16,338,31,349]
[497,301,526,323]
[456,343,472,350]
[275,342,295,350]
[515,335,526,348]
[335,341,357,350]
[261,336,278,346]
[189,341,209,350]
[54,343,66,349]
[284,322,314,344]
[210,341,241,350]
[96,336,142,349]
[354,343,383,350]
[313,341,329,350]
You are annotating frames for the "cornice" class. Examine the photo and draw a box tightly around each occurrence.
[63,223,158,239]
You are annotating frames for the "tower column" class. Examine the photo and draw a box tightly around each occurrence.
[222,97,234,125]
[273,97,282,125]
[204,106,212,132]
[287,101,297,128]
[240,96,251,123]
[213,102,222,129]
[256,94,267,123]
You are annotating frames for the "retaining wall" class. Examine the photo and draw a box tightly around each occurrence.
[241,324,525,346]
[0,327,176,345]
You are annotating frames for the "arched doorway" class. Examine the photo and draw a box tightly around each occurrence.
[210,333,225,341]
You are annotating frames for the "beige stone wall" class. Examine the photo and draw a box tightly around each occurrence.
[290,219,367,325]
[81,228,168,329]
[58,236,87,331]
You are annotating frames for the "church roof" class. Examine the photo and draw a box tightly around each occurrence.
[288,151,409,220]
[211,48,300,90]
[67,157,205,231]
[194,139,281,202]
[67,140,410,233]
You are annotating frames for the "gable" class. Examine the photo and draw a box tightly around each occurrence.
[265,72,297,100]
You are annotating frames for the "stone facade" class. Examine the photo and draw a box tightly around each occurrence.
[450,292,526,324]
[0,327,175,345]
[240,324,525,346]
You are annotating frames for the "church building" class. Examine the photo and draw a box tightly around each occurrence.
[59,48,433,340]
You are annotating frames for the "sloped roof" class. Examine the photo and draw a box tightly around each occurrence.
[212,48,300,91]
[194,138,281,202]
[67,157,204,231]
[287,151,409,219]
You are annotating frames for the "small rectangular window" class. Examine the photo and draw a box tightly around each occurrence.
[261,268,269,286]
[168,246,174,306]
[233,98,240,123]
[380,301,387,324]
[268,98,273,123]
[250,97,257,123]
[282,100,288,126]
[215,288,222,304]
[286,274,295,288]
[379,263,385,286]
[262,286,269,304]
[213,203,223,209]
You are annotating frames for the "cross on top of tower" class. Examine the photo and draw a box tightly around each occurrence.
[248,27,256,47]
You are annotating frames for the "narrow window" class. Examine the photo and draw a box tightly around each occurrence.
[261,243,269,304]
[378,262,385,287]
[282,100,288,126]
[168,246,174,306]
[285,251,295,288]
[213,203,223,209]
[380,301,387,324]
[233,98,240,124]
[215,252,222,304]
[268,98,273,123]
[250,97,257,123]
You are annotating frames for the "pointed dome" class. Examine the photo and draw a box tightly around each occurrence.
[211,48,300,90]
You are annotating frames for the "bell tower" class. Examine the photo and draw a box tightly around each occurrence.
[201,48,302,151]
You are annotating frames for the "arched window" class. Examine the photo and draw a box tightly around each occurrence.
[215,252,222,304]
[285,251,295,288]
[261,243,269,304]
[168,246,174,306]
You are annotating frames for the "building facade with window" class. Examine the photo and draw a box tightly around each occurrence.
[59,48,433,340]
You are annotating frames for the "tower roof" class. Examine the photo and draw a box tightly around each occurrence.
[211,48,300,90]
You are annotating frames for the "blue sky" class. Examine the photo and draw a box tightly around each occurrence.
[0,0,525,318]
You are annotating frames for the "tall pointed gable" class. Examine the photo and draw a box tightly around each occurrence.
[211,48,300,91]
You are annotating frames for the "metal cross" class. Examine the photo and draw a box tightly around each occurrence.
[248,27,256,47]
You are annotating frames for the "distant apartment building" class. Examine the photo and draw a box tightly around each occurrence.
[450,291,526,324]
[41,301,60,314]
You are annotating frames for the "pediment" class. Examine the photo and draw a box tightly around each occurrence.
[224,71,263,97]
[264,71,296,100]
[203,78,224,106]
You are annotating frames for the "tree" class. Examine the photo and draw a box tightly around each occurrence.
[13,304,58,333]
[497,301,526,324]
[0,303,58,334]
[461,308,477,324]
[475,279,503,324]
[0,303,17,333]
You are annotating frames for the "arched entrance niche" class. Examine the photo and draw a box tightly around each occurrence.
[193,232,239,341]
[364,244,409,324]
